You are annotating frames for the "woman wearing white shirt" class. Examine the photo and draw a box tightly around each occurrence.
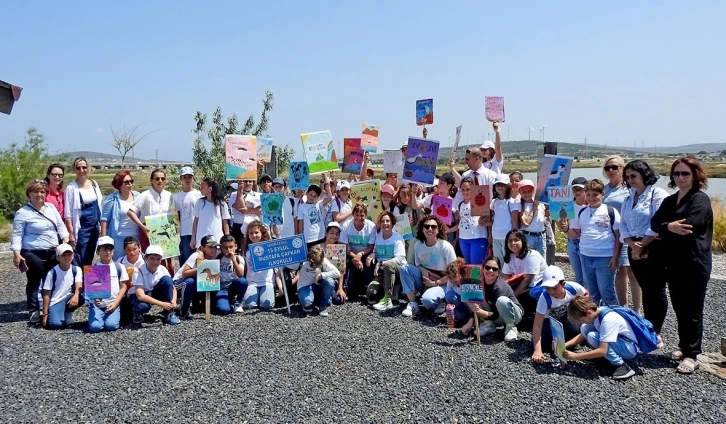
[481,122,504,174]
[127,169,174,245]
[100,171,141,260]
[367,212,408,311]
[517,179,548,258]
[64,157,103,266]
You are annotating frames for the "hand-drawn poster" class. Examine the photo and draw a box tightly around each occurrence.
[261,193,284,226]
[431,194,453,226]
[548,185,576,220]
[225,135,258,181]
[196,259,221,292]
[350,179,382,222]
[550,317,568,363]
[257,137,274,163]
[342,138,364,174]
[325,243,346,273]
[361,123,379,153]
[393,212,413,241]
[416,99,434,126]
[145,213,181,259]
[453,125,463,152]
[536,154,574,203]
[300,131,339,174]
[84,265,111,300]
[459,265,485,304]
[485,96,505,122]
[288,162,310,191]
[401,137,439,185]
[470,185,491,217]
[383,150,403,174]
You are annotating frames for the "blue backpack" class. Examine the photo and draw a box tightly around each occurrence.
[597,306,659,354]
[541,283,577,309]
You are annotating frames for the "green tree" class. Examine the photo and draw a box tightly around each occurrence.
[0,127,67,218]
[193,90,274,182]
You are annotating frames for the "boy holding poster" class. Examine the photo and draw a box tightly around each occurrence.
[40,244,85,329]
[129,245,180,325]
[88,236,130,333]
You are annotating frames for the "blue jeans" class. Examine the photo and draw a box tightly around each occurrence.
[213,278,248,314]
[580,255,618,306]
[399,265,445,310]
[174,277,197,314]
[581,323,638,366]
[459,237,487,265]
[526,233,546,258]
[567,239,585,285]
[46,292,85,329]
[129,276,175,315]
[243,283,275,310]
[298,278,336,310]
[88,303,121,332]
[179,235,194,267]
[445,290,471,321]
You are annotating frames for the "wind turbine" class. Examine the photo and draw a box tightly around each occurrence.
[528,126,535,141]
[540,124,548,142]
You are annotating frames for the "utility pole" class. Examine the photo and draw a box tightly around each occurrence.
[155,149,159,167]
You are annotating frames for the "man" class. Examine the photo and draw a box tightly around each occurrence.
[452,147,497,206]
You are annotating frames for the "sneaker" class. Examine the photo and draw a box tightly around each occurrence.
[234,303,244,313]
[434,304,446,315]
[504,325,518,342]
[612,364,635,380]
[319,308,329,317]
[132,313,144,325]
[373,298,394,311]
[180,309,194,320]
[402,302,420,317]
[477,321,497,337]
[64,311,75,326]
[166,312,181,325]
[302,306,314,314]
[29,310,41,323]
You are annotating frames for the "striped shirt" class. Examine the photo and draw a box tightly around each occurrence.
[619,185,669,241]
[11,202,68,251]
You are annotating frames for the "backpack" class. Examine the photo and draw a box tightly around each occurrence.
[541,282,577,309]
[51,265,80,293]
[577,204,616,237]
[597,306,659,354]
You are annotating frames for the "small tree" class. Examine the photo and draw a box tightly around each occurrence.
[110,122,160,166]
[193,90,274,182]
[0,127,67,218]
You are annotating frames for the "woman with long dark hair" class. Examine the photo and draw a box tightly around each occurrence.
[44,163,65,217]
[191,177,230,248]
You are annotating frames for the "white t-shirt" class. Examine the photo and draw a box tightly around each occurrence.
[571,204,621,258]
[41,265,83,306]
[502,249,547,287]
[483,157,503,175]
[329,196,353,225]
[79,187,98,204]
[340,219,377,254]
[220,254,245,284]
[193,199,231,247]
[297,258,340,289]
[535,281,588,318]
[134,188,174,220]
[230,191,262,233]
[281,196,300,239]
[520,201,547,233]
[453,166,497,206]
[118,255,145,297]
[296,201,324,243]
[413,239,457,272]
[245,251,277,287]
[373,232,406,261]
[174,251,202,280]
[491,198,520,240]
[568,203,588,240]
[94,262,130,308]
[132,263,171,292]
[174,189,203,236]
[457,202,487,240]
[116,199,138,236]
[594,309,636,344]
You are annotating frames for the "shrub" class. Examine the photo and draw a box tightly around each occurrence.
[712,197,726,253]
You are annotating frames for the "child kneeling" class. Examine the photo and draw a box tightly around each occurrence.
[296,245,339,316]
[129,245,180,325]
[88,236,130,333]
[40,244,85,329]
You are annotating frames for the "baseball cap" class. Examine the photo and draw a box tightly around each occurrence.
[259,174,272,184]
[272,177,285,186]
[327,221,341,231]
[336,180,351,191]
[201,235,220,248]
[571,177,588,189]
[55,243,74,256]
[494,174,510,185]
[541,265,565,288]
[518,179,535,190]
[381,184,396,195]
[230,182,239,190]
[439,173,455,186]
[402,141,408,148]
[179,166,194,177]
[96,236,115,249]
[145,245,164,257]
[481,140,495,149]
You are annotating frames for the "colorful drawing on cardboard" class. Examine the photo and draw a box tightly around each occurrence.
[393,212,413,241]
[416,99,434,126]
[470,185,491,217]
[196,259,221,292]
[84,264,111,300]
[225,135,258,180]
[485,96,505,122]
[288,162,310,191]
[257,137,274,163]
[459,264,484,303]
[325,243,346,273]
[261,193,284,226]
[431,194,453,226]
[550,317,568,363]
[361,123,379,153]
[350,179,382,222]
[145,213,181,258]
[383,150,403,174]
[536,154,574,203]
[300,131,339,174]
[401,137,439,185]
[342,138,364,174]
[548,185,576,220]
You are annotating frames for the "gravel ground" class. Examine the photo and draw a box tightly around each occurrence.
[1,258,725,424]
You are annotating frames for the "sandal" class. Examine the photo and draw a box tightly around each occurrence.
[676,358,699,374]
[671,350,683,361]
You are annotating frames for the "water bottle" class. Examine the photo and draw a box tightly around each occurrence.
[446,304,455,329]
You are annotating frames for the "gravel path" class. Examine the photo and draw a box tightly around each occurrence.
[1,259,725,423]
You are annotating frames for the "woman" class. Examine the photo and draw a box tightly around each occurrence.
[44,163,65,217]
[399,215,457,317]
[619,160,668,342]
[64,157,103,266]
[367,212,407,311]
[651,156,713,375]
[390,184,419,264]
[501,229,548,325]
[481,122,504,174]
[602,155,641,311]
[100,171,141,260]
[128,169,174,249]
[12,180,69,319]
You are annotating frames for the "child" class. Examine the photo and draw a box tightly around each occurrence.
[40,243,85,329]
[242,220,283,310]
[88,236,130,332]
[118,236,144,269]
[296,176,332,247]
[490,174,520,264]
[192,177,231,249]
[517,179,549,258]
[129,245,179,325]
[321,222,347,304]
[555,177,588,285]
[531,265,589,363]
[569,179,622,306]
[563,295,638,380]
[216,235,248,314]
[172,234,220,319]
[453,177,488,265]
[296,244,339,316]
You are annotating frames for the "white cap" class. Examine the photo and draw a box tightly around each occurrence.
[541,265,565,288]
[336,180,351,191]
[179,166,194,176]
[230,182,239,190]
[481,140,495,149]
[145,245,164,257]
[56,243,74,256]
[494,174,510,185]
[327,221,341,231]
[96,236,115,249]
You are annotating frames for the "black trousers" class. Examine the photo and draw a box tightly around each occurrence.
[666,263,709,359]
[628,242,668,333]
[231,223,244,251]
[21,248,57,310]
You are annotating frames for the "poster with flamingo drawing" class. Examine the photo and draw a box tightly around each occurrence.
[196,259,221,292]
[342,138,364,173]
[225,135,258,181]
[361,123,379,153]
[536,154,573,204]
[401,137,439,185]
[416,99,433,126]
[145,213,180,259]
[301,131,339,174]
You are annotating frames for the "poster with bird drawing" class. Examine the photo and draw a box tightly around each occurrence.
[225,135,258,180]
[401,137,439,185]
[257,137,274,163]
[416,99,433,126]
[548,185,576,220]
[197,259,221,292]
[536,154,573,203]
[145,213,181,258]
[343,138,364,173]
[301,131,339,174]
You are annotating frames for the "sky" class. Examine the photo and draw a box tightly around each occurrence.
[2,1,725,162]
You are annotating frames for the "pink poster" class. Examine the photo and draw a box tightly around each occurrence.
[485,96,505,122]
[431,194,453,226]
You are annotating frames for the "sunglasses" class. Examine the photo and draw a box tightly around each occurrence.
[603,165,620,172]
[483,265,499,272]
[625,174,639,181]
[423,224,438,230]
[154,177,166,181]
[49,173,64,178]
[672,171,692,178]
[32,179,48,185]
[123,179,134,185]
[75,166,88,170]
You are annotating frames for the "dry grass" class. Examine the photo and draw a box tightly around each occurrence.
[711,196,726,253]
[0,216,11,243]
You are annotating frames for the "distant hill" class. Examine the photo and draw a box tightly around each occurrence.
[629,143,726,155]
[65,151,176,163]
